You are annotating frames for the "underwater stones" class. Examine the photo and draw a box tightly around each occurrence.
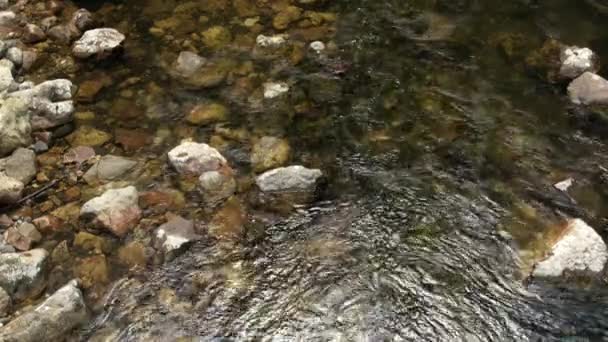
[256,34,288,48]
[83,155,138,184]
[251,136,291,172]
[22,24,45,44]
[263,82,289,99]
[185,102,228,125]
[0,280,87,342]
[73,232,111,254]
[173,51,206,78]
[198,170,236,204]
[309,40,325,52]
[47,24,80,45]
[155,215,200,260]
[201,25,232,49]
[80,186,142,237]
[256,165,322,193]
[168,141,229,176]
[71,8,95,32]
[532,219,608,279]
[560,46,599,80]
[0,147,36,184]
[66,126,111,147]
[0,172,23,204]
[0,248,48,301]
[63,145,95,165]
[208,197,246,240]
[273,6,303,30]
[75,255,109,288]
[72,28,125,59]
[0,96,30,156]
[568,72,608,105]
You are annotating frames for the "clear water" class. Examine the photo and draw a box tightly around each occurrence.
[32,0,608,340]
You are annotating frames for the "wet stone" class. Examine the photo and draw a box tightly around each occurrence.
[560,46,599,80]
[0,280,87,342]
[75,255,109,288]
[208,197,246,240]
[83,155,138,185]
[71,8,95,32]
[568,72,608,105]
[256,165,323,193]
[0,147,37,184]
[168,141,229,176]
[0,173,23,205]
[0,96,31,157]
[186,102,228,125]
[47,24,80,44]
[72,28,125,59]
[251,136,291,172]
[198,170,236,205]
[80,186,142,237]
[73,231,111,254]
[0,248,48,301]
[63,145,96,164]
[4,222,41,251]
[155,215,200,261]
[117,241,147,268]
[263,82,289,99]
[22,24,45,44]
[66,126,111,147]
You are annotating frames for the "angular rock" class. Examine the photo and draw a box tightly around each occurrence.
[256,165,322,192]
[0,147,36,184]
[559,46,599,80]
[0,96,31,156]
[168,141,229,176]
[63,145,96,165]
[251,136,290,172]
[4,222,41,251]
[0,280,87,342]
[533,219,608,278]
[568,72,608,105]
[155,215,200,260]
[73,28,125,59]
[83,155,138,184]
[0,172,23,204]
[0,249,48,301]
[80,186,142,237]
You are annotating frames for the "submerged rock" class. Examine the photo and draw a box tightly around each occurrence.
[168,141,229,176]
[251,136,291,172]
[0,147,36,184]
[0,172,23,204]
[4,222,41,251]
[155,215,200,261]
[532,219,608,278]
[185,102,228,125]
[80,186,142,237]
[0,97,31,156]
[72,28,125,59]
[0,280,87,342]
[198,170,236,204]
[263,82,289,99]
[256,165,323,193]
[0,249,48,301]
[568,72,608,105]
[83,155,138,184]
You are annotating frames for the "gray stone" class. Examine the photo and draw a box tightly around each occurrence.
[0,11,15,26]
[0,249,48,301]
[72,28,125,59]
[168,141,229,176]
[71,9,94,32]
[83,155,138,184]
[80,186,142,237]
[155,216,200,261]
[567,72,608,105]
[198,170,236,204]
[0,286,10,317]
[533,219,608,278]
[560,46,599,80]
[256,165,323,192]
[173,51,206,78]
[5,47,21,66]
[0,173,23,204]
[0,147,36,184]
[0,96,30,156]
[0,280,87,342]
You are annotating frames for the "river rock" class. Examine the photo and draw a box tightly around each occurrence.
[256,165,323,193]
[263,82,289,99]
[168,141,229,176]
[560,46,600,80]
[0,286,10,316]
[0,279,87,342]
[4,222,41,251]
[72,28,125,59]
[71,8,95,32]
[155,215,200,261]
[173,51,206,78]
[47,24,80,44]
[532,219,608,278]
[0,96,30,156]
[0,249,48,301]
[80,186,142,237]
[568,72,608,105]
[0,147,36,184]
[0,172,23,204]
[8,78,75,130]
[22,24,46,44]
[83,155,138,184]
[185,102,228,125]
[251,136,291,172]
[0,58,14,92]
[5,47,21,66]
[198,170,236,204]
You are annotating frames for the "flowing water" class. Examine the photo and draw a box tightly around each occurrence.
[35,0,608,340]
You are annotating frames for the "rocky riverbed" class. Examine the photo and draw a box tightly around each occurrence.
[0,0,607,340]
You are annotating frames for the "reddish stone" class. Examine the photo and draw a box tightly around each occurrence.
[32,215,64,233]
[95,206,142,237]
[114,128,152,151]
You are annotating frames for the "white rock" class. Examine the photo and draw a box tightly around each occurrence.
[256,34,288,48]
[554,178,574,192]
[80,186,142,237]
[560,46,599,80]
[0,280,87,342]
[168,141,228,176]
[263,82,289,99]
[533,219,608,278]
[567,72,608,105]
[256,165,322,192]
[72,28,125,59]
[310,41,325,53]
[155,216,200,260]
[0,249,48,301]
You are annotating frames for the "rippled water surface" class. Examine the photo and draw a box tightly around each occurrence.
[48,0,608,340]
